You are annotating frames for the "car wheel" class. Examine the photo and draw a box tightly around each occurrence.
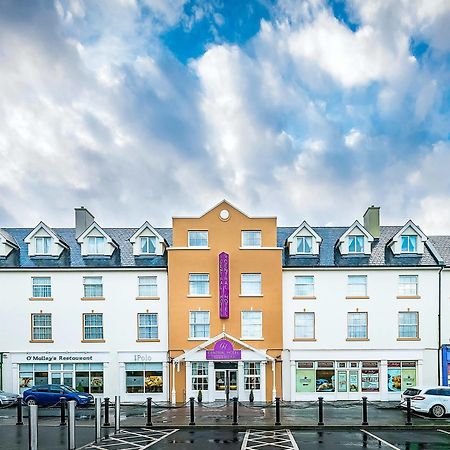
[430,404,446,418]
[26,399,37,406]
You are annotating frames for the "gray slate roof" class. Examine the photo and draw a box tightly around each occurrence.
[0,228,172,268]
[429,236,450,267]
[278,226,440,267]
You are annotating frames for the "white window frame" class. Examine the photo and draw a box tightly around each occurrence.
[347,275,367,297]
[401,235,417,253]
[296,236,313,254]
[347,312,368,339]
[140,236,156,254]
[241,311,263,339]
[83,276,103,298]
[188,231,208,247]
[87,236,106,254]
[32,277,52,298]
[294,312,315,339]
[398,275,418,296]
[83,313,104,341]
[189,311,210,339]
[192,362,209,390]
[189,273,210,296]
[294,276,314,297]
[138,276,157,297]
[348,235,364,253]
[31,313,52,341]
[137,313,158,340]
[241,231,262,247]
[35,237,51,255]
[398,312,419,339]
[241,273,262,296]
[244,362,261,390]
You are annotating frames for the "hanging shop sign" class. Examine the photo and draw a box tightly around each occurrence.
[219,252,230,319]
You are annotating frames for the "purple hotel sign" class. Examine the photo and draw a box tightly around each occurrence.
[206,339,241,360]
[219,252,230,319]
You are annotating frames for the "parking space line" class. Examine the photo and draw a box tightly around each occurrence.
[241,430,250,450]
[142,429,178,449]
[437,429,450,436]
[241,429,299,450]
[360,430,401,450]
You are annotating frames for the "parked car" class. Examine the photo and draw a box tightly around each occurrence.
[0,390,19,407]
[401,386,450,418]
[23,384,94,407]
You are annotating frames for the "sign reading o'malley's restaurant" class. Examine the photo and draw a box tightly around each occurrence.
[206,339,241,360]
[219,252,230,319]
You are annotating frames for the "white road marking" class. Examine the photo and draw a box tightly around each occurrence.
[241,429,299,449]
[360,429,401,450]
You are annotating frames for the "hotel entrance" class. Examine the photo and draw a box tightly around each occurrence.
[214,362,238,400]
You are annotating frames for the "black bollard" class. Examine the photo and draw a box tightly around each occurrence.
[232,397,238,425]
[189,397,195,426]
[275,397,281,426]
[104,397,110,427]
[405,397,412,425]
[60,397,67,426]
[146,397,153,427]
[361,396,368,426]
[16,397,23,425]
[318,397,324,426]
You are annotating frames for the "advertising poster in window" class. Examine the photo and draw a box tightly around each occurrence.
[316,370,335,392]
[401,369,416,389]
[388,362,402,392]
[296,369,315,393]
[361,369,379,392]
[349,371,359,392]
[337,371,347,392]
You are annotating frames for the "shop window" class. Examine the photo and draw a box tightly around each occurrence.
[398,275,418,296]
[75,363,104,394]
[138,276,157,297]
[361,361,380,392]
[125,362,163,393]
[387,361,417,392]
[244,362,261,390]
[31,313,52,341]
[192,362,208,391]
[241,274,262,296]
[83,276,103,297]
[347,275,367,296]
[189,273,210,296]
[32,277,51,298]
[294,276,314,296]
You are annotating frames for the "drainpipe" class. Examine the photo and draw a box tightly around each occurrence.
[439,267,443,385]
[0,352,3,390]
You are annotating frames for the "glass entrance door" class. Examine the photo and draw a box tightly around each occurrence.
[214,363,238,400]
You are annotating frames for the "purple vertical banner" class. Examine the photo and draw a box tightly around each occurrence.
[219,252,230,319]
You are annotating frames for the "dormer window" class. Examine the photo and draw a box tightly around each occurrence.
[35,237,51,254]
[401,235,417,253]
[88,236,105,254]
[242,231,261,247]
[348,235,364,253]
[141,236,156,254]
[297,236,312,254]
[188,231,208,247]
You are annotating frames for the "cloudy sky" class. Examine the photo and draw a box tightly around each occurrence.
[1,0,449,232]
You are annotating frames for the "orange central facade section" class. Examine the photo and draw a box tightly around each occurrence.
[168,201,283,402]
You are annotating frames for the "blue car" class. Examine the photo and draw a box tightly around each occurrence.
[23,384,94,407]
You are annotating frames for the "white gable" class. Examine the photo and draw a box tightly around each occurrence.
[389,220,427,255]
[24,222,68,257]
[77,222,117,257]
[0,229,18,257]
[130,222,166,256]
[338,220,374,256]
[286,221,322,255]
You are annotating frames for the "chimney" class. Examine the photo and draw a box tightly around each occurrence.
[363,206,380,239]
[75,207,94,238]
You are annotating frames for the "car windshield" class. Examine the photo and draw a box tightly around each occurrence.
[63,386,78,393]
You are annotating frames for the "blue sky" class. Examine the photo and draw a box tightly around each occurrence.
[0,0,449,232]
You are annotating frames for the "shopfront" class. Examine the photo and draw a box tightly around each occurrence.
[442,346,450,386]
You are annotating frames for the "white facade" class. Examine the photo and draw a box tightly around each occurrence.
[282,267,440,401]
[0,268,169,403]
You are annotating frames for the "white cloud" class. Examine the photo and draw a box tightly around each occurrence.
[344,128,364,149]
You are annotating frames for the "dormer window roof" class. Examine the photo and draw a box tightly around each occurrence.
[24,222,68,257]
[130,221,167,256]
[388,220,427,255]
[286,221,322,256]
[0,229,19,257]
[77,222,117,257]
[337,220,373,256]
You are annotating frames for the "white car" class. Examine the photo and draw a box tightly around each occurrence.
[401,386,450,418]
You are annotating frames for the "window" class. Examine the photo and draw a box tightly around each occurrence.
[294,276,314,296]
[297,236,313,254]
[294,312,315,339]
[398,312,419,339]
[125,362,163,393]
[244,362,261,390]
[140,236,156,254]
[188,231,208,247]
[189,273,209,296]
[32,277,51,298]
[87,236,105,254]
[189,311,210,338]
[347,275,367,297]
[137,313,158,340]
[401,235,417,253]
[387,361,417,392]
[35,237,51,254]
[347,312,368,339]
[83,277,103,298]
[399,275,418,296]
[74,363,104,394]
[241,311,262,339]
[242,231,261,247]
[241,273,262,296]
[31,313,52,341]
[138,276,157,297]
[83,313,104,340]
[192,362,208,391]
[348,235,364,253]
